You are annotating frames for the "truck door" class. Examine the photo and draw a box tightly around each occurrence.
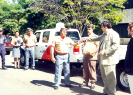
[34,31,50,60]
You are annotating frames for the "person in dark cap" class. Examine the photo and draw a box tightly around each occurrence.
[23,28,37,70]
[51,28,81,90]
[0,28,7,70]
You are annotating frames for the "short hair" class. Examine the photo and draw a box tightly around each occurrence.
[101,21,112,29]
[87,24,94,29]
[128,22,133,31]
[60,28,67,32]
[15,31,19,34]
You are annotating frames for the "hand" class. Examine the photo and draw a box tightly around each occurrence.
[77,40,82,44]
[82,37,87,41]
[16,44,20,46]
[83,51,90,55]
[51,57,56,63]
[98,51,105,55]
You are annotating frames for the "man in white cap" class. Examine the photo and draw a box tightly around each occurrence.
[23,28,37,70]
[0,28,7,70]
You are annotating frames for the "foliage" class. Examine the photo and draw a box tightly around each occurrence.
[29,0,127,35]
[0,0,57,35]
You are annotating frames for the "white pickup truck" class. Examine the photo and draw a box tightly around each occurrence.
[20,23,83,69]
[20,23,130,92]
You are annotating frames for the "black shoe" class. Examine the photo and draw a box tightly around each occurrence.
[14,67,17,69]
[65,85,73,88]
[79,84,87,87]
[31,68,35,70]
[24,68,28,70]
[54,86,58,90]
[90,86,95,89]
[98,93,108,95]
[2,66,7,70]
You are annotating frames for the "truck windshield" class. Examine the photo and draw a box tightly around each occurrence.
[55,31,80,40]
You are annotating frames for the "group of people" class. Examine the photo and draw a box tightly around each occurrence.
[0,21,133,95]
[0,28,37,70]
[51,21,133,95]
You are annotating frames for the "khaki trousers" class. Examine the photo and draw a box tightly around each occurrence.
[83,59,97,85]
[100,64,116,95]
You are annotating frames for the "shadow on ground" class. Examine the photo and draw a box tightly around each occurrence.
[30,79,100,95]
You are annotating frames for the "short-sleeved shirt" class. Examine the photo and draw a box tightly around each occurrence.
[11,37,23,46]
[23,34,37,46]
[52,36,74,53]
[0,35,6,45]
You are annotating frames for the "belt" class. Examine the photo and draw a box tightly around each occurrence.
[13,46,20,48]
[56,52,68,55]
[26,46,34,48]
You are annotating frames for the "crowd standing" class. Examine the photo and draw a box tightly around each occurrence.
[0,21,133,95]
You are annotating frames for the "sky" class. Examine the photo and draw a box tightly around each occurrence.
[7,0,18,4]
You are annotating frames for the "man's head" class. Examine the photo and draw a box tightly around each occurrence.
[27,28,32,35]
[60,28,67,37]
[15,31,19,37]
[87,24,94,35]
[101,21,112,33]
[0,28,3,36]
[127,22,133,37]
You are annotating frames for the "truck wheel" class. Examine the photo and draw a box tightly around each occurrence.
[20,52,25,66]
[20,51,31,67]
[6,51,10,55]
[116,66,130,92]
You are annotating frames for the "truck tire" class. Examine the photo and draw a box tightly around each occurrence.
[20,50,31,67]
[116,64,130,92]
[20,51,25,66]
[6,51,10,55]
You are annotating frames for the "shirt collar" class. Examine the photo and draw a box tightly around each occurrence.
[105,28,112,35]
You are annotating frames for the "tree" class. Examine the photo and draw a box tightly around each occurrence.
[29,0,127,35]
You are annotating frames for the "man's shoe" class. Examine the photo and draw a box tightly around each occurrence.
[98,93,108,95]
[65,85,73,88]
[54,86,58,90]
[90,86,95,90]
[32,68,35,70]
[24,68,28,70]
[2,66,7,70]
[79,84,87,87]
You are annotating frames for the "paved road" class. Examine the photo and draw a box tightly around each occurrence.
[0,53,131,95]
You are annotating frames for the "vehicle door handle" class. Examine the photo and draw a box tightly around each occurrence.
[45,45,47,47]
[36,45,38,46]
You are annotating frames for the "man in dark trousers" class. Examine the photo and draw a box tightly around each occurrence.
[124,22,133,95]
[0,28,7,70]
[79,25,99,89]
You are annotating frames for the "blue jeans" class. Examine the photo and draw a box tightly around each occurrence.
[54,53,70,86]
[25,47,35,69]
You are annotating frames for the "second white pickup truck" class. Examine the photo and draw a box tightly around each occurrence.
[20,22,130,92]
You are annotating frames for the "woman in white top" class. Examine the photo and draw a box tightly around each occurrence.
[11,31,23,69]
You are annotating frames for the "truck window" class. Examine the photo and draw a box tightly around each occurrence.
[42,31,50,43]
[35,32,41,42]
[55,31,80,40]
